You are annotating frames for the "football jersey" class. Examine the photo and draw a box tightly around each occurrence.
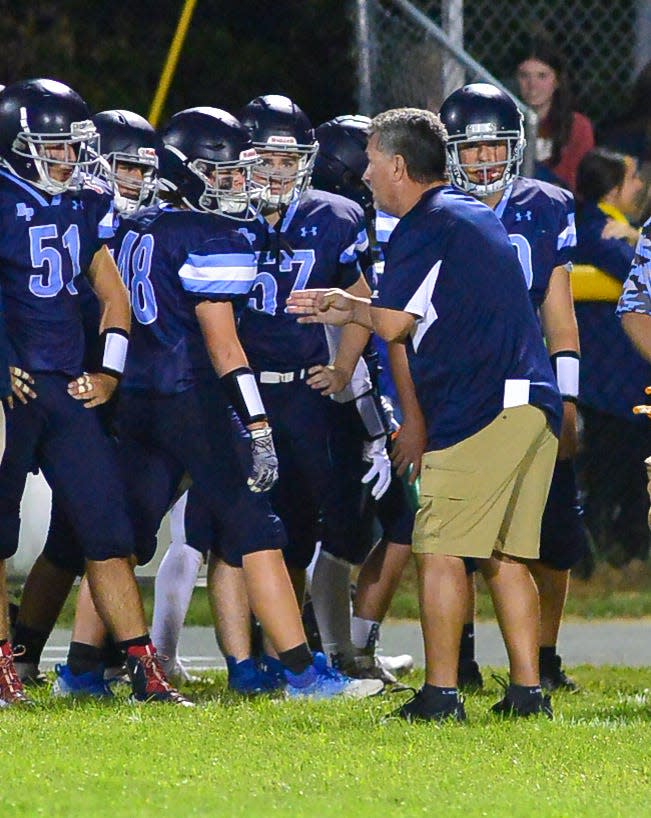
[116,204,257,394]
[0,170,114,375]
[376,179,576,311]
[377,185,562,450]
[495,177,576,309]
[0,290,10,398]
[237,189,367,370]
[617,217,651,318]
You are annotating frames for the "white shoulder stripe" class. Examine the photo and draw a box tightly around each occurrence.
[405,260,442,353]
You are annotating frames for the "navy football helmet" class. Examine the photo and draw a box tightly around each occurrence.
[312,115,372,210]
[439,83,525,197]
[238,94,317,208]
[92,110,160,213]
[0,78,100,194]
[158,107,263,219]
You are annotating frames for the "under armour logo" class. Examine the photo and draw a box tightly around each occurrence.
[514,210,532,222]
[16,202,34,222]
[71,200,84,210]
[300,225,318,237]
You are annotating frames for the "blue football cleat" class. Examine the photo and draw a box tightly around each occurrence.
[227,656,281,694]
[51,663,114,698]
[285,652,383,700]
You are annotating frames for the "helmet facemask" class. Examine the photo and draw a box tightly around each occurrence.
[253,136,318,210]
[446,122,525,197]
[103,147,158,213]
[11,113,101,194]
[165,144,266,221]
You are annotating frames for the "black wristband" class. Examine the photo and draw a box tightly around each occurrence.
[98,328,129,379]
[220,367,268,426]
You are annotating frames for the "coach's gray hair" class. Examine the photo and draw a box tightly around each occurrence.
[369,108,448,184]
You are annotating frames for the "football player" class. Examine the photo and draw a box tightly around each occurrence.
[12,108,162,691]
[306,114,416,681]
[0,79,189,706]
[437,83,586,692]
[70,105,380,700]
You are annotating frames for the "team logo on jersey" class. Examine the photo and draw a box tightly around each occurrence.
[300,225,318,237]
[237,226,257,245]
[514,210,532,222]
[16,202,34,222]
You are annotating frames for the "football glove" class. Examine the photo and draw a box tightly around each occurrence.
[248,426,279,493]
[361,436,392,500]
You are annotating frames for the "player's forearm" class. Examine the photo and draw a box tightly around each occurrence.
[332,322,370,381]
[621,312,651,363]
[387,341,421,421]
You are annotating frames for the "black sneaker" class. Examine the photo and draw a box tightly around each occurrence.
[540,654,578,692]
[490,679,553,719]
[387,687,466,723]
[458,660,483,692]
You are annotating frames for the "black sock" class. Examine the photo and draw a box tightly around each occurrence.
[102,634,125,668]
[539,646,556,673]
[12,623,50,665]
[459,623,475,666]
[507,683,542,707]
[278,643,312,675]
[420,683,459,708]
[67,641,104,676]
[117,634,150,652]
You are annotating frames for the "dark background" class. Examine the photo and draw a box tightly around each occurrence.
[0,1,357,126]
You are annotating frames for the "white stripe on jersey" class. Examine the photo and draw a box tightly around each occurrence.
[405,260,441,353]
[557,212,577,250]
[179,252,256,295]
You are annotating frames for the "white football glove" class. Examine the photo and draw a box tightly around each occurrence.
[361,436,392,500]
[248,426,279,493]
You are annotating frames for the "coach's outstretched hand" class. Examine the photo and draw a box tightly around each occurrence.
[248,425,279,493]
[286,288,370,327]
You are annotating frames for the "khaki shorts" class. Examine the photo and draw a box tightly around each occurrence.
[645,456,651,530]
[412,405,558,559]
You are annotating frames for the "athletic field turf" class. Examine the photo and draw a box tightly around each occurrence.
[6,665,651,817]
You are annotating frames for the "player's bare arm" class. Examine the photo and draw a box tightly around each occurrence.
[621,312,651,364]
[68,244,131,408]
[306,274,372,396]
[387,341,426,483]
[540,264,580,460]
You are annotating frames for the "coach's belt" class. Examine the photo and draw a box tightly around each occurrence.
[258,369,307,384]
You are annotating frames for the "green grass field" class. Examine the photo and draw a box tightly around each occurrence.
[6,666,651,818]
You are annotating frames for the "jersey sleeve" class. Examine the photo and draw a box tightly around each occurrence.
[377,221,444,317]
[616,220,651,316]
[178,230,257,303]
[335,205,368,290]
[554,190,577,268]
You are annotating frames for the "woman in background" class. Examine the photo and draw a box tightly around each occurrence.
[515,34,594,192]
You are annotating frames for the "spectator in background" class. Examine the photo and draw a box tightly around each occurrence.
[574,148,651,565]
[515,34,594,192]
[599,60,651,222]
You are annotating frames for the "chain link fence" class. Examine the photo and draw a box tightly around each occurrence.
[357,0,644,128]
[355,0,651,570]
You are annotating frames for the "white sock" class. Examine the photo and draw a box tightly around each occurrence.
[151,539,202,662]
[351,616,380,651]
[310,549,353,659]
